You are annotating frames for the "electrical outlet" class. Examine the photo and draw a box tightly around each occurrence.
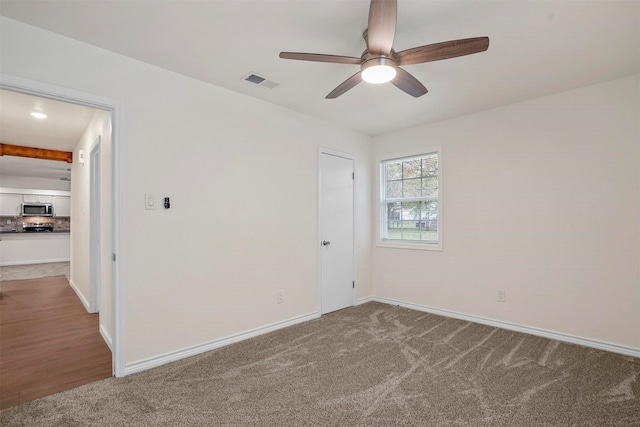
[277,291,284,304]
[496,289,506,302]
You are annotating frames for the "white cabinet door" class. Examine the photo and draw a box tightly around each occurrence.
[23,194,53,203]
[53,196,71,217]
[22,194,38,203]
[0,194,22,216]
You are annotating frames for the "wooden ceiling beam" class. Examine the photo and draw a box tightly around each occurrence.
[0,143,73,163]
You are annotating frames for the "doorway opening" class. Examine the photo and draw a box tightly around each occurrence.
[0,74,123,405]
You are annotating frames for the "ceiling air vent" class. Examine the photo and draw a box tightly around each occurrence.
[242,72,279,89]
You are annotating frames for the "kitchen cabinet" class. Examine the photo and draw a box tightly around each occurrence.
[0,194,22,216]
[53,196,71,217]
[0,232,70,266]
[23,194,53,203]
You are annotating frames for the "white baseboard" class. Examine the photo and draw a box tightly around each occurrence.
[100,324,113,352]
[355,296,375,305]
[371,296,640,359]
[0,258,70,266]
[121,295,638,378]
[68,279,90,312]
[124,311,321,376]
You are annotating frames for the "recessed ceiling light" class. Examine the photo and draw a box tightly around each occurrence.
[31,112,47,119]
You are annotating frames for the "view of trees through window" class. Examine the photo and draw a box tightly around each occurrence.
[383,153,438,242]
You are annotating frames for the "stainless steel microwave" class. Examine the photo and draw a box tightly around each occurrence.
[21,203,54,217]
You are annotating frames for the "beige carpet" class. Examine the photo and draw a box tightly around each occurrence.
[1,302,639,426]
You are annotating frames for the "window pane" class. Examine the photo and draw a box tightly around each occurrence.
[422,155,438,177]
[403,178,421,197]
[386,202,402,239]
[401,201,420,220]
[421,201,438,241]
[386,181,401,198]
[398,202,419,240]
[422,176,438,196]
[403,158,421,179]
[395,201,439,241]
[386,161,402,181]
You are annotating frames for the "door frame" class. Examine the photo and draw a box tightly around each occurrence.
[317,147,356,315]
[0,73,125,377]
[89,136,102,314]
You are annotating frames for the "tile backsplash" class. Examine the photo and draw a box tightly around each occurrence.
[0,216,18,232]
[53,217,70,232]
[0,216,70,232]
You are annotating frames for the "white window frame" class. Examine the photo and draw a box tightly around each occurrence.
[377,147,442,251]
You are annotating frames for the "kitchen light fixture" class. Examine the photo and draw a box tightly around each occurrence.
[30,112,47,119]
[361,56,397,84]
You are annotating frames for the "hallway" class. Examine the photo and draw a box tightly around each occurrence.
[0,274,111,409]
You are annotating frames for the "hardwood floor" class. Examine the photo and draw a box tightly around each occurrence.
[0,275,112,409]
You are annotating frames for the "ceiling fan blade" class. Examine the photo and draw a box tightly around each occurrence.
[279,52,362,65]
[367,0,397,54]
[326,71,363,99]
[395,37,490,65]
[391,67,428,98]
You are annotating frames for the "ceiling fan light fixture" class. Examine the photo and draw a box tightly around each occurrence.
[361,56,397,84]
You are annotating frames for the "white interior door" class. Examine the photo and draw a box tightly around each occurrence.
[320,152,354,315]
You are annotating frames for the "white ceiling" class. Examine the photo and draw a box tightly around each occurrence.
[0,89,96,181]
[0,155,71,181]
[0,89,97,151]
[1,1,639,136]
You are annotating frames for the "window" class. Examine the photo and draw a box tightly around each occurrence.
[379,148,441,250]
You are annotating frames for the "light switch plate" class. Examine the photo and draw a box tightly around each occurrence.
[145,194,156,210]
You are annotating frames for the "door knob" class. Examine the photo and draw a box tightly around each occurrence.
[322,240,331,246]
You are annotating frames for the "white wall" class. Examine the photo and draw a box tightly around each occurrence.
[1,18,372,365]
[372,75,640,349]
[0,175,70,191]
[70,109,113,342]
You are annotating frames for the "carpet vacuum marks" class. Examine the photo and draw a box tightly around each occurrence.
[1,302,639,426]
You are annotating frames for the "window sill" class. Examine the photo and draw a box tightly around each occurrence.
[377,240,442,251]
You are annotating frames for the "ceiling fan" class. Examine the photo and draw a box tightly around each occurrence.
[279,0,489,99]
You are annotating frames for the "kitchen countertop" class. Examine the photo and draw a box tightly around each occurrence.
[0,230,70,235]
